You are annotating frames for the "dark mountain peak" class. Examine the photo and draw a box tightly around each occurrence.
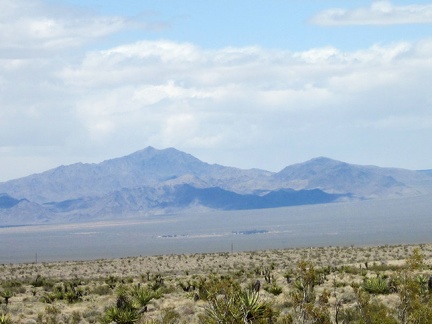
[0,193,28,209]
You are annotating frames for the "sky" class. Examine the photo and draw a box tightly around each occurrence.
[1,0,432,181]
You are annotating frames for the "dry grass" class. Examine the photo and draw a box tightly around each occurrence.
[1,243,432,323]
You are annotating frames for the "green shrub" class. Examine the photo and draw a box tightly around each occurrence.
[362,276,390,294]
[92,284,112,296]
[202,288,276,323]
[159,307,180,324]
[31,275,45,287]
[100,284,162,323]
[0,314,12,324]
[264,284,283,296]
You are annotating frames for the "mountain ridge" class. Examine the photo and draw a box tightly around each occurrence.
[1,146,431,225]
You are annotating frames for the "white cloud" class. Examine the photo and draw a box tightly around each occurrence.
[1,0,432,180]
[3,37,432,176]
[0,0,135,56]
[58,40,432,149]
[366,115,432,131]
[311,1,432,26]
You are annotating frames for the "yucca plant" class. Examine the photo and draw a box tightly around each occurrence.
[101,306,139,324]
[204,293,241,323]
[362,276,390,295]
[239,289,270,322]
[0,314,12,324]
[0,290,13,306]
[130,284,161,311]
[105,275,118,289]
[415,275,429,295]
[264,283,283,296]
[203,288,275,323]
[101,284,161,324]
[40,292,56,304]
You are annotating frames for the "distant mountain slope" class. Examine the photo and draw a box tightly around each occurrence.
[0,147,431,225]
[0,147,272,203]
[274,157,430,198]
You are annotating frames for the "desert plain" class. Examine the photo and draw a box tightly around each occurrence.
[1,242,432,323]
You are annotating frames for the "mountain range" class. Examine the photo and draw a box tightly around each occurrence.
[1,146,431,225]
